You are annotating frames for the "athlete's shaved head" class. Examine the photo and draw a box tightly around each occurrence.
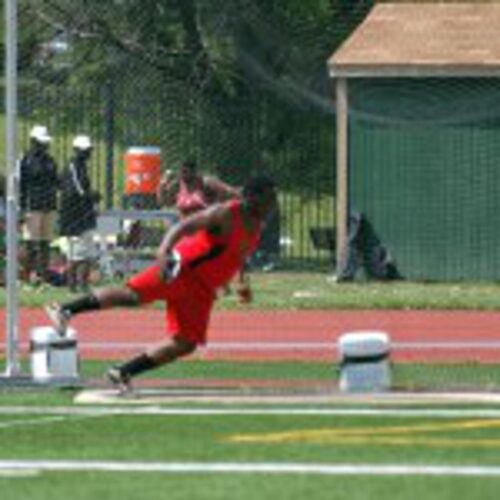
[243,175,275,198]
[242,175,277,219]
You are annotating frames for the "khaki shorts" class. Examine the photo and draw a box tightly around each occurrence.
[66,231,96,262]
[24,211,56,242]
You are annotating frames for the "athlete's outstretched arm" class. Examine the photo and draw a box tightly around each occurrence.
[156,203,231,266]
[204,176,242,201]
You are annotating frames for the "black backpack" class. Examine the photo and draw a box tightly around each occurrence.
[338,212,403,282]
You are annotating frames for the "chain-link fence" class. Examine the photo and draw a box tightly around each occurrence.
[3,0,372,280]
[1,0,373,383]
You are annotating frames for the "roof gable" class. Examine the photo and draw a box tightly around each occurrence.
[329,3,500,77]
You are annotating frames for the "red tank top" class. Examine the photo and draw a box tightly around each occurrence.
[176,178,207,216]
[175,200,261,290]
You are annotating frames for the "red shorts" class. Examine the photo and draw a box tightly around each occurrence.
[126,265,215,345]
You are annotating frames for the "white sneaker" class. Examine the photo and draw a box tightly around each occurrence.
[107,366,133,395]
[44,303,71,336]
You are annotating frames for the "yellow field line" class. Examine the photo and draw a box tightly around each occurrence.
[227,418,500,445]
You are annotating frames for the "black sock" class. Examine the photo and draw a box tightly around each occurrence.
[118,353,157,378]
[62,293,101,316]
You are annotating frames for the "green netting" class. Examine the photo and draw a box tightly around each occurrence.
[349,78,500,281]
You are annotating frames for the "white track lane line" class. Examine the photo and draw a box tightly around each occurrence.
[6,340,500,351]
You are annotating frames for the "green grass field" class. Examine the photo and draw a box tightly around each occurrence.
[3,272,500,498]
[5,272,500,310]
[1,360,500,498]
[2,387,500,499]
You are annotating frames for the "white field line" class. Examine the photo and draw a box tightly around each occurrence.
[0,415,78,429]
[0,412,110,431]
[0,468,40,477]
[5,406,500,418]
[5,341,500,351]
[1,460,500,476]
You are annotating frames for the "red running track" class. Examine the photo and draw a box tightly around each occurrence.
[1,308,500,363]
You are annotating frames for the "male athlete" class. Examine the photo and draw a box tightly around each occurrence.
[46,175,277,391]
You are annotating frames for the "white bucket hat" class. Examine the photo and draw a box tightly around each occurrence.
[72,135,92,150]
[29,125,52,144]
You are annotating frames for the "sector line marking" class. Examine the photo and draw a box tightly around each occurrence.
[226,418,500,447]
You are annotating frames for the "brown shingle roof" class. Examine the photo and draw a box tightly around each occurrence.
[329,3,500,77]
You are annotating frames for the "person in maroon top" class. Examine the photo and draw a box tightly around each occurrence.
[46,175,277,392]
[156,160,240,218]
[157,159,241,294]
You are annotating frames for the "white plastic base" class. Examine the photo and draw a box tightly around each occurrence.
[30,326,80,382]
[338,331,391,393]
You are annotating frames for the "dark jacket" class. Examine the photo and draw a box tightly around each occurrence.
[59,155,99,237]
[19,148,59,211]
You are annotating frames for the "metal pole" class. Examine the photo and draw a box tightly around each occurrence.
[335,77,349,277]
[105,78,115,210]
[4,0,21,376]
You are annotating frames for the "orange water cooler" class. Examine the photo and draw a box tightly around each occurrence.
[124,146,161,209]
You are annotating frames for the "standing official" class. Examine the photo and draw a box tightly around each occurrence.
[59,135,100,292]
[20,125,59,284]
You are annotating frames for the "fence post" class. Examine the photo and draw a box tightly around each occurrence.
[104,77,115,209]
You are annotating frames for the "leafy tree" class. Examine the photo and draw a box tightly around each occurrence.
[14,0,372,190]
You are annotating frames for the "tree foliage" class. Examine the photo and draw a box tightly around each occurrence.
[11,0,372,191]
[17,0,369,95]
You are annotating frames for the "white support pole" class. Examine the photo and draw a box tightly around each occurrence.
[4,0,21,376]
[335,77,349,276]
